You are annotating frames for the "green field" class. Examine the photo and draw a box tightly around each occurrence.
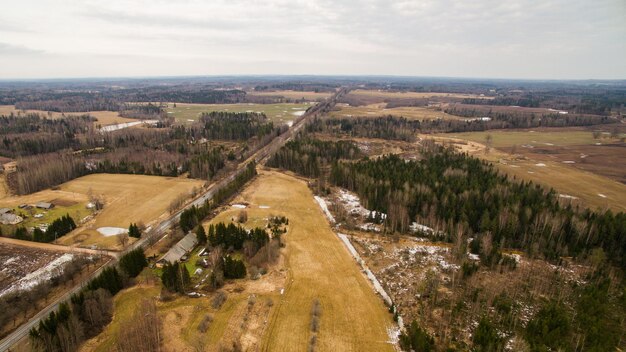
[440,129,620,148]
[165,102,313,126]
[2,202,91,231]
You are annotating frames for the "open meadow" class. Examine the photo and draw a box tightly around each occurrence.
[246,90,333,101]
[82,170,395,352]
[1,174,204,250]
[0,105,137,126]
[330,102,461,120]
[164,102,312,126]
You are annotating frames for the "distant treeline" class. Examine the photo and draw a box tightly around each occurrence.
[306,113,614,139]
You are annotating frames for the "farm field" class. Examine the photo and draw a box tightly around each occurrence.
[330,102,461,120]
[349,89,494,100]
[441,127,624,148]
[85,170,395,351]
[0,174,204,250]
[56,174,204,250]
[427,134,626,212]
[164,102,312,126]
[242,170,394,351]
[0,105,137,126]
[246,90,333,101]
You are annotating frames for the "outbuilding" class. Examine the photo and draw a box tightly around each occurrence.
[36,202,55,210]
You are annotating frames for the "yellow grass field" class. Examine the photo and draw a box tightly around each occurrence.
[427,135,626,212]
[440,129,621,148]
[0,174,204,249]
[330,102,461,120]
[0,105,137,126]
[246,90,333,101]
[238,171,394,351]
[164,102,312,126]
[349,89,494,100]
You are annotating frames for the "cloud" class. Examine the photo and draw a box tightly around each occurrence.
[0,42,44,55]
[0,0,624,78]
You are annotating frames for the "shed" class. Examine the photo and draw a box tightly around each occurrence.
[158,233,198,265]
[0,208,12,215]
[36,202,55,210]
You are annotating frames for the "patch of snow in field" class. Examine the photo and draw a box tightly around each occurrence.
[562,160,575,164]
[259,205,270,209]
[97,227,127,236]
[535,163,546,167]
[99,120,159,132]
[314,196,335,223]
[187,119,194,122]
[231,204,247,209]
[468,253,480,261]
[597,193,607,198]
[287,121,294,127]
[0,253,74,297]
[544,143,554,146]
[559,194,578,200]
[4,257,17,265]
[291,110,305,117]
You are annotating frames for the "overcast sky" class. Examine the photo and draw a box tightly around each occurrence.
[0,0,624,80]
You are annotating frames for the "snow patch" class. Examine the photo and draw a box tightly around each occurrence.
[0,253,74,297]
[231,204,247,209]
[259,205,270,209]
[314,196,335,223]
[535,163,546,167]
[97,227,127,237]
[597,193,607,198]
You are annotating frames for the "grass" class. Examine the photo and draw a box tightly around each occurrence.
[0,173,205,250]
[234,170,394,352]
[440,129,620,148]
[349,89,494,100]
[12,203,92,229]
[164,102,312,126]
[330,103,461,120]
[0,105,136,126]
[246,90,333,101]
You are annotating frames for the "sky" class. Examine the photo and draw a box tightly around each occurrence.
[0,0,624,80]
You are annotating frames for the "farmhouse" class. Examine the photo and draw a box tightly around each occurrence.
[2,161,17,173]
[158,232,198,266]
[36,202,55,210]
[0,213,23,225]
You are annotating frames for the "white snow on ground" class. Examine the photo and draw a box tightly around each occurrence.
[562,160,576,164]
[291,110,305,117]
[97,227,127,236]
[559,194,578,200]
[259,205,270,209]
[231,204,247,209]
[338,234,393,306]
[410,222,435,235]
[597,193,607,198]
[535,163,546,167]
[0,253,74,297]
[314,196,335,223]
[99,120,159,132]
[286,121,294,127]
[338,189,386,219]
[468,253,480,261]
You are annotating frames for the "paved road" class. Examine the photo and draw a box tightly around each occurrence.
[0,88,345,352]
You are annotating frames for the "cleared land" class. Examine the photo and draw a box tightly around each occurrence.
[1,174,204,250]
[349,89,494,100]
[246,171,394,351]
[83,170,394,351]
[426,134,626,212]
[246,90,333,101]
[330,102,461,120]
[0,105,137,126]
[164,102,312,126]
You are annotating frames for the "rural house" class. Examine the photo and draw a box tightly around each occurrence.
[157,233,198,266]
[36,202,55,210]
[0,213,23,225]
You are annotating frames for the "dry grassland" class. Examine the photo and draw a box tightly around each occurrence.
[0,105,137,126]
[246,90,333,101]
[350,89,494,100]
[330,103,461,120]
